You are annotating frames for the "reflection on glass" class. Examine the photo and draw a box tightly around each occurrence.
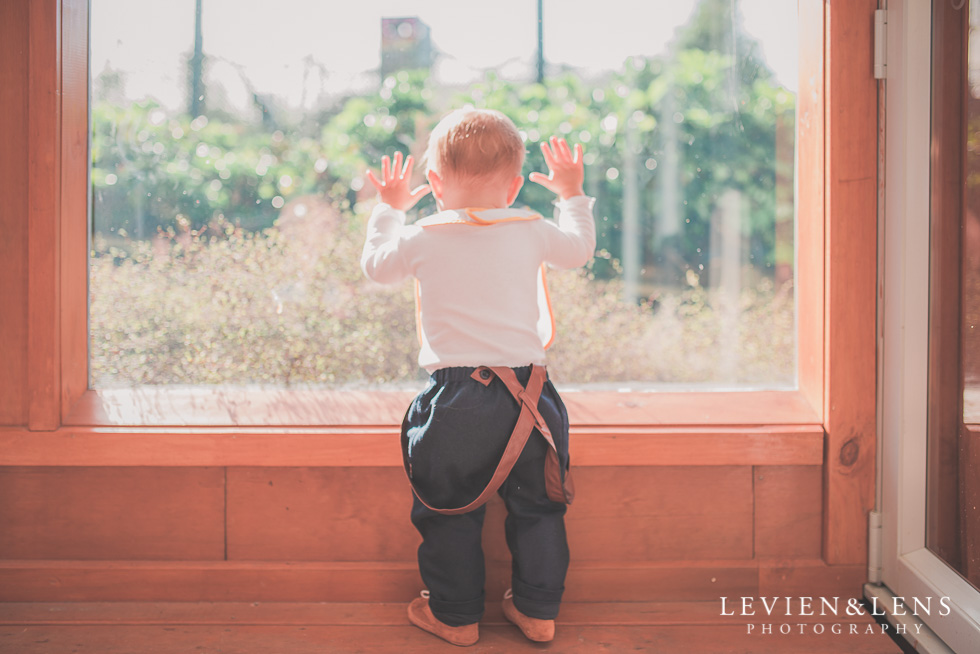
[89,0,797,388]
[927,0,980,590]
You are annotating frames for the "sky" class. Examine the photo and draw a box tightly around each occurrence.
[91,0,799,113]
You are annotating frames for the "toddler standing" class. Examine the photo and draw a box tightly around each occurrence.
[361,108,595,646]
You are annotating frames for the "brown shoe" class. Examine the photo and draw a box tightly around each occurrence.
[407,592,479,647]
[502,588,556,642]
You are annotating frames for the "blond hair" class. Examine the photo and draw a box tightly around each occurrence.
[425,107,525,182]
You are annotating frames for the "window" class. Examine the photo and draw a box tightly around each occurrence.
[90,0,798,390]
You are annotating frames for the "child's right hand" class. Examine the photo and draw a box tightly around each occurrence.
[365,151,431,211]
[529,136,586,201]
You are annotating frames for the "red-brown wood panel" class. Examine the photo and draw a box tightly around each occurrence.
[823,0,879,566]
[0,561,423,603]
[567,561,759,603]
[60,0,89,421]
[489,561,762,606]
[0,607,907,654]
[226,468,418,562]
[0,560,873,604]
[0,426,823,467]
[0,598,895,628]
[754,465,822,558]
[0,467,225,560]
[0,0,30,426]
[0,625,905,654]
[228,467,755,563]
[227,467,753,564]
[27,0,63,431]
[759,561,868,600]
[561,467,753,561]
[0,560,760,603]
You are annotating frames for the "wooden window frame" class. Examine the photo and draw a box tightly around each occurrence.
[1,0,878,566]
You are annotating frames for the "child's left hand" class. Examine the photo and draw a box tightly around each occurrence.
[365,152,431,211]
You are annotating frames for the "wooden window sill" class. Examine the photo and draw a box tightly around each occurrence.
[0,388,823,468]
[0,424,823,467]
[61,387,819,428]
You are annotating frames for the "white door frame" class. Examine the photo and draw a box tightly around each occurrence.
[879,0,980,651]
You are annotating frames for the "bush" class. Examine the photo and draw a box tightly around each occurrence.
[90,205,794,389]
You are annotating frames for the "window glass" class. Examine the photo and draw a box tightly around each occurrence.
[90,0,798,389]
[926,0,980,590]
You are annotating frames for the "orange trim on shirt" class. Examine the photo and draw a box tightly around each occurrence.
[416,208,543,228]
[539,264,556,350]
[463,209,542,226]
[414,279,424,348]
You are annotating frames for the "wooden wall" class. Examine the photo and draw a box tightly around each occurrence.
[0,0,878,605]
[0,464,838,602]
[0,0,30,426]
[822,0,879,566]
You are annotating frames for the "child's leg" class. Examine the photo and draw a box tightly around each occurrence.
[410,498,487,626]
[402,367,519,627]
[498,379,571,620]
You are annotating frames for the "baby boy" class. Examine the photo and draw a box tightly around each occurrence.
[361,107,595,646]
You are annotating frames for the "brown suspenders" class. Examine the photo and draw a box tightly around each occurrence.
[406,364,575,516]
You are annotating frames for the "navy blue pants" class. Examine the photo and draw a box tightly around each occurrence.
[402,365,571,627]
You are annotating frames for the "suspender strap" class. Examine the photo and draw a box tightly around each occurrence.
[408,364,574,516]
[484,366,573,506]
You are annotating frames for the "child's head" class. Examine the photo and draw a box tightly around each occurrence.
[424,108,525,203]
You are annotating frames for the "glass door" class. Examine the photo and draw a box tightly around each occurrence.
[927,0,980,591]
[880,0,980,650]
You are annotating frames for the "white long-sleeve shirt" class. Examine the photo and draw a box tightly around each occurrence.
[361,195,596,372]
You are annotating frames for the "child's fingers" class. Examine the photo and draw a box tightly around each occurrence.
[544,136,577,165]
[550,137,572,163]
[539,141,557,169]
[392,152,403,180]
[573,142,583,163]
[550,136,569,162]
[402,154,414,178]
[365,169,383,191]
[381,155,391,181]
[558,138,573,162]
[549,136,561,160]
[528,171,555,191]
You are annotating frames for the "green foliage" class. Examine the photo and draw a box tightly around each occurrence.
[93,38,794,272]
[93,100,324,236]
[317,70,435,210]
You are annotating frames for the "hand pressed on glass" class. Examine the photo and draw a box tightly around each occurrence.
[365,151,431,211]
[528,136,585,201]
